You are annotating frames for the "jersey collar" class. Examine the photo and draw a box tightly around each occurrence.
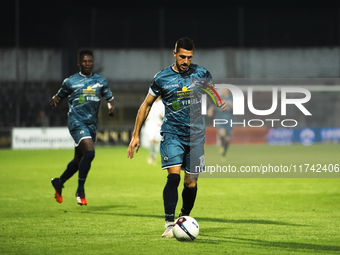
[171,64,189,74]
[79,72,93,78]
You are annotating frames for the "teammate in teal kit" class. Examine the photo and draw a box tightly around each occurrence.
[50,49,115,206]
[209,88,233,158]
[127,37,227,237]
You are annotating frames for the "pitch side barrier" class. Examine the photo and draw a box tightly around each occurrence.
[12,127,132,149]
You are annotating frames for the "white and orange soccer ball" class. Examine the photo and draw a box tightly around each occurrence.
[172,216,199,241]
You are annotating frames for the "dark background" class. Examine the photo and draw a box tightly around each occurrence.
[1,0,340,135]
[2,0,340,49]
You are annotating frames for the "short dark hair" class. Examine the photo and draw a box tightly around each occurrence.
[78,49,93,60]
[174,37,195,52]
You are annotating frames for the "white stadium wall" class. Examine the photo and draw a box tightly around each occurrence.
[0,49,62,81]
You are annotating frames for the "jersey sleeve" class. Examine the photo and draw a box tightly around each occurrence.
[202,69,213,88]
[56,78,72,99]
[100,78,114,101]
[193,66,213,84]
[205,70,212,79]
[149,78,161,97]
[201,69,212,79]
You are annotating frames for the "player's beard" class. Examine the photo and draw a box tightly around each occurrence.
[176,63,189,73]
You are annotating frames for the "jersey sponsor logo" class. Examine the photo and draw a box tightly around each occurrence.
[164,84,179,89]
[81,86,99,102]
[171,84,209,111]
[170,86,195,111]
[171,83,218,111]
[172,101,180,111]
[79,95,85,104]
[83,86,96,96]
[86,96,100,101]
[177,86,193,100]
[72,84,84,88]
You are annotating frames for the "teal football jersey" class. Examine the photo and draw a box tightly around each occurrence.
[149,64,212,145]
[57,72,113,127]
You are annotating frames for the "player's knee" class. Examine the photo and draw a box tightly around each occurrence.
[184,182,197,188]
[184,176,197,188]
[83,150,95,162]
[166,173,180,187]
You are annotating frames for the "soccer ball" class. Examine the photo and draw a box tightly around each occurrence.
[172,216,199,241]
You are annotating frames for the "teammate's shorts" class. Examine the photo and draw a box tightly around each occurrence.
[215,123,232,137]
[160,133,205,174]
[214,114,233,137]
[68,119,96,147]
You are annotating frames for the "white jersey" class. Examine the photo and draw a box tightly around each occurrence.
[145,99,164,142]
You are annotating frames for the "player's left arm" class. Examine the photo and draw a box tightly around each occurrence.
[50,95,61,107]
[219,99,228,112]
[207,90,227,111]
[202,70,228,112]
[101,78,115,116]
[107,98,115,116]
[210,89,227,111]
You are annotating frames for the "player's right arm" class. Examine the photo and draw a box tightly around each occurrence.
[127,93,157,159]
[50,78,71,107]
[50,95,61,106]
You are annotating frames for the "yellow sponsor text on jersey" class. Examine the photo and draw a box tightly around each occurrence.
[177,86,193,100]
[83,86,96,96]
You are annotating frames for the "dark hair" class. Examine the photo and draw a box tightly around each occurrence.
[78,49,93,60]
[174,37,195,52]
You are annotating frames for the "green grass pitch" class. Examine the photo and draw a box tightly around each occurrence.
[0,144,339,254]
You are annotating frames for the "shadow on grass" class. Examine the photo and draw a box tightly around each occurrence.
[81,208,338,252]
[196,217,306,226]
[199,235,340,252]
[80,205,137,211]
[81,206,304,226]
[81,210,164,219]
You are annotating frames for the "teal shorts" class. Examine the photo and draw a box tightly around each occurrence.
[160,133,205,174]
[68,119,96,147]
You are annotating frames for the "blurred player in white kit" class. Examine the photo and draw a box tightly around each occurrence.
[144,96,164,164]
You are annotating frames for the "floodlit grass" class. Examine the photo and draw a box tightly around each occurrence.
[0,144,339,254]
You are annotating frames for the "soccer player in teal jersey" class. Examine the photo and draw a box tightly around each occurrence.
[50,49,115,206]
[127,38,227,237]
[209,88,233,158]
